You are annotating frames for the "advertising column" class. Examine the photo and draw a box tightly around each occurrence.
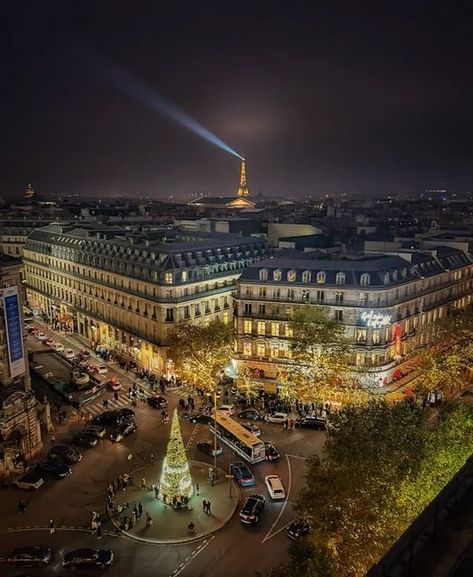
[2,286,26,378]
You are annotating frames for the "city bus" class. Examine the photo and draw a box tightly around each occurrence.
[209,411,266,464]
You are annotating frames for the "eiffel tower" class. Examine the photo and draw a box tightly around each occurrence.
[236,159,250,197]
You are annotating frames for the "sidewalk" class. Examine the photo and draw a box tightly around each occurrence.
[107,461,239,544]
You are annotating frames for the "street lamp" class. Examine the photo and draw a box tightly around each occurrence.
[213,385,218,481]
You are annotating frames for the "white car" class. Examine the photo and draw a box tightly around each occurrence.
[36,332,47,341]
[94,364,108,374]
[265,475,286,500]
[217,404,235,415]
[13,471,45,490]
[52,342,65,352]
[63,348,75,359]
[264,412,288,424]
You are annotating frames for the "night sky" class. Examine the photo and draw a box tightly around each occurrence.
[2,1,473,200]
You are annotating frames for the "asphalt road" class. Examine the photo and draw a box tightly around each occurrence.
[0,325,326,577]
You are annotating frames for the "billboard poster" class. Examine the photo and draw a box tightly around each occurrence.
[2,286,26,378]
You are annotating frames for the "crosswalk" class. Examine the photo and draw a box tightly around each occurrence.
[81,395,132,417]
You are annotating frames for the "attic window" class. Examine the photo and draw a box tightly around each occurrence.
[336,272,345,285]
[259,268,268,281]
[273,269,282,281]
[360,273,370,286]
[317,271,326,284]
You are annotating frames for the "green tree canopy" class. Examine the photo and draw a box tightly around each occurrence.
[166,319,235,391]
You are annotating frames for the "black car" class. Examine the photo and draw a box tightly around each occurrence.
[110,421,137,442]
[92,411,120,426]
[71,431,98,448]
[197,440,223,456]
[264,441,280,461]
[81,424,106,439]
[147,395,168,409]
[237,408,263,421]
[189,413,212,424]
[36,459,72,479]
[295,416,327,430]
[48,444,82,464]
[114,408,135,423]
[8,545,53,566]
[63,548,113,570]
[239,494,265,525]
[287,519,311,540]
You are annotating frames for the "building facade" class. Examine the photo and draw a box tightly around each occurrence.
[24,224,268,373]
[233,247,473,388]
[0,254,42,475]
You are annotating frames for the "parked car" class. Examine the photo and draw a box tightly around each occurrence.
[264,441,280,461]
[71,431,98,448]
[110,421,137,442]
[114,408,135,423]
[45,338,54,346]
[63,548,114,570]
[264,412,288,424]
[189,413,212,424]
[27,326,37,334]
[295,416,327,430]
[8,545,53,566]
[239,494,265,524]
[106,379,121,392]
[197,440,223,457]
[52,342,64,352]
[237,408,263,421]
[63,348,75,359]
[13,470,45,490]
[287,519,311,540]
[82,424,106,439]
[147,395,168,409]
[48,444,82,464]
[217,404,235,415]
[36,459,72,479]
[230,462,255,487]
[242,422,262,437]
[265,475,286,500]
[36,332,47,341]
[72,371,90,386]
[78,349,91,358]
[93,364,108,374]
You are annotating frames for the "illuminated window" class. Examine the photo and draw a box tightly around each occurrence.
[271,322,279,336]
[243,341,252,356]
[223,311,229,324]
[270,345,279,357]
[285,324,293,337]
[317,271,326,284]
[287,270,297,282]
[273,269,282,281]
[256,342,266,357]
[257,321,266,335]
[372,329,380,344]
[244,320,252,333]
[181,270,188,282]
[164,272,173,285]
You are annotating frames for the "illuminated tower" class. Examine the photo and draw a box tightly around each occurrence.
[236,160,250,197]
[25,184,35,202]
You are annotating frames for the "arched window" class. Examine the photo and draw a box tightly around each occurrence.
[302,270,311,283]
[317,271,326,284]
[273,269,282,281]
[392,270,398,281]
[287,269,297,282]
[259,268,268,281]
[336,272,345,285]
[360,273,370,286]
[384,272,390,284]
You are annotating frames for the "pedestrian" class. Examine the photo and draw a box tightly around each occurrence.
[141,478,147,491]
[114,391,119,401]
[18,499,25,514]
[49,519,55,534]
[133,504,138,519]
[202,499,208,514]
[132,510,137,525]
[138,502,143,517]
[195,482,200,496]
[207,501,212,515]
[146,512,153,527]
[96,522,102,539]
[154,485,159,500]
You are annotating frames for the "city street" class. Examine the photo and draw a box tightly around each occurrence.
[0,324,326,577]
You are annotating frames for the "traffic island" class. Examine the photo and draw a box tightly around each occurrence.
[107,460,240,544]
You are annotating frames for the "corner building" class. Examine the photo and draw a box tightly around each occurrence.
[233,247,473,388]
[24,224,268,373]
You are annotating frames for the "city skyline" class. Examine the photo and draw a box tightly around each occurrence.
[2,2,473,200]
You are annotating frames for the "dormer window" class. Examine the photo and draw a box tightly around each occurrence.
[392,270,398,281]
[317,271,326,284]
[259,268,268,281]
[302,270,311,283]
[384,272,390,285]
[402,267,407,278]
[360,273,370,286]
[181,270,188,282]
[287,270,297,282]
[164,272,173,285]
[336,272,345,285]
[273,269,282,281]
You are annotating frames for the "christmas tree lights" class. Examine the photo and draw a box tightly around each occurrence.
[159,408,193,503]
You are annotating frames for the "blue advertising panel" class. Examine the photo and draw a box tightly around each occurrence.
[2,286,26,378]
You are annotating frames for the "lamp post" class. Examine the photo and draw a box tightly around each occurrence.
[213,385,218,481]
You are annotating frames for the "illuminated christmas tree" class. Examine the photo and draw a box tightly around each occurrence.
[159,408,193,503]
